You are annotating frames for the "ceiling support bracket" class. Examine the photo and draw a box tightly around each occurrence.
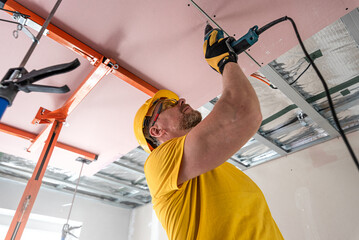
[259,65,340,138]
[27,57,113,153]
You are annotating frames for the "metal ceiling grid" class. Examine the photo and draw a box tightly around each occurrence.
[240,9,359,166]
[0,151,151,209]
[266,16,359,132]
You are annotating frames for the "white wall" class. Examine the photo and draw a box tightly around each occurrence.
[129,130,359,240]
[0,178,131,240]
[128,203,167,240]
[246,131,359,240]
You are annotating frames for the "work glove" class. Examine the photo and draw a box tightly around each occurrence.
[203,26,238,74]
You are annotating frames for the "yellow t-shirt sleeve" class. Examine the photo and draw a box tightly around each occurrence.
[144,135,186,199]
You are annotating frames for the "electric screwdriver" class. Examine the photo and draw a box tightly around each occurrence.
[205,16,288,55]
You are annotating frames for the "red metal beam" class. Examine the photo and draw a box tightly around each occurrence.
[113,66,157,97]
[0,122,98,160]
[3,0,158,95]
[5,121,63,240]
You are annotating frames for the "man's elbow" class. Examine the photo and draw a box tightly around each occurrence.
[253,110,263,131]
[243,104,263,134]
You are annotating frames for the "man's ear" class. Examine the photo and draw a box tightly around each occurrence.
[149,126,164,138]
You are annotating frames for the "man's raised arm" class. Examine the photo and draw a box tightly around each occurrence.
[178,28,262,185]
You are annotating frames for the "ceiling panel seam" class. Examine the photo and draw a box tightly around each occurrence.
[189,0,262,67]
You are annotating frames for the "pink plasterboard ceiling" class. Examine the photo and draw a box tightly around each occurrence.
[0,0,358,176]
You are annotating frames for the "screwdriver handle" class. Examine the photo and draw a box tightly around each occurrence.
[204,24,259,55]
[230,26,259,55]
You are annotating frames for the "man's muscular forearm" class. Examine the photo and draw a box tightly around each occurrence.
[221,62,262,124]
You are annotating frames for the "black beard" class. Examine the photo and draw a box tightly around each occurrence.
[179,110,202,130]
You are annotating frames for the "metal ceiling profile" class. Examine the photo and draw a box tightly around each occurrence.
[259,65,340,137]
[244,10,359,166]
[0,151,151,208]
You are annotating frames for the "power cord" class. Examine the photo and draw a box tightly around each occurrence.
[285,16,359,171]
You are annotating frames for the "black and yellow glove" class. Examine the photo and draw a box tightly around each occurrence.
[203,27,238,74]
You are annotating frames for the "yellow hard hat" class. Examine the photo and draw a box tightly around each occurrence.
[133,89,179,153]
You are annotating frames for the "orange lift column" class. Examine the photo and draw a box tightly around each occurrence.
[5,120,63,240]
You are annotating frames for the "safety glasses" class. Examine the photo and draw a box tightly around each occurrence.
[143,98,178,129]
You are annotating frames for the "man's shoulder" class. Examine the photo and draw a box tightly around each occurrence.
[151,135,187,156]
[144,135,187,170]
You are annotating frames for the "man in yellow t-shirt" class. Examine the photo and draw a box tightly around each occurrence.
[133,27,284,239]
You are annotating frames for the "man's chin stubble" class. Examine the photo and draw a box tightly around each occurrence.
[179,110,202,130]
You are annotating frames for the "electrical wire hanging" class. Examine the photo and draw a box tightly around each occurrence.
[289,63,312,86]
[250,72,278,89]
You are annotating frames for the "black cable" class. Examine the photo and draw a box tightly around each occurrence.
[290,63,311,85]
[0,18,21,25]
[285,16,359,171]
[257,17,288,35]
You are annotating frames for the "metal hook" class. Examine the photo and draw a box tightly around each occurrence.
[13,24,22,39]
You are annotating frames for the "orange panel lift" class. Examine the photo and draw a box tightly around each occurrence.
[0,0,159,239]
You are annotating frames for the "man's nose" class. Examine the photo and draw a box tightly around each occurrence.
[178,98,186,105]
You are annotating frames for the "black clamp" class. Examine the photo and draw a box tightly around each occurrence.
[0,58,80,106]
